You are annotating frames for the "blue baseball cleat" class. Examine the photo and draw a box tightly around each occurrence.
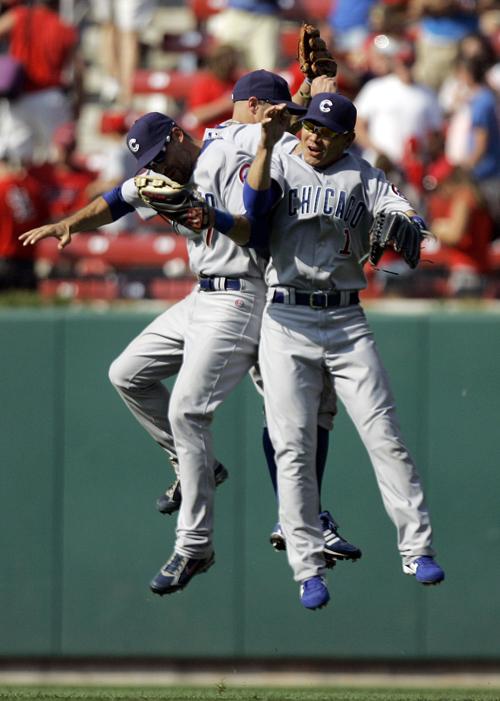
[156,463,228,515]
[150,551,215,595]
[403,556,445,585]
[300,575,330,610]
[320,510,362,562]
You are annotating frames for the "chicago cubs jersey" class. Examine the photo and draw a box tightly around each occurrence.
[120,139,266,279]
[204,121,299,156]
[266,150,413,290]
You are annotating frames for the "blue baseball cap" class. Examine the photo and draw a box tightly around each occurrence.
[232,69,307,116]
[302,93,357,133]
[126,112,176,171]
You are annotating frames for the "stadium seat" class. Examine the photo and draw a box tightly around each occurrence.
[74,258,114,277]
[133,70,198,99]
[36,232,189,268]
[161,32,214,59]
[39,279,119,301]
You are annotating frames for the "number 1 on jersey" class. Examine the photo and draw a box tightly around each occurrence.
[339,228,351,256]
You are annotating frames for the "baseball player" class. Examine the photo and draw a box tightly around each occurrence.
[197,69,362,565]
[19,92,307,600]
[188,94,445,609]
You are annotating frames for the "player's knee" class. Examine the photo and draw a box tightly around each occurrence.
[108,354,131,390]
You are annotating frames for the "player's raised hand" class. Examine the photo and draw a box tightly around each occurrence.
[311,75,337,96]
[19,222,72,250]
[260,103,289,149]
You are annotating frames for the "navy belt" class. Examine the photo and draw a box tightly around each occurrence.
[199,277,242,291]
[271,289,359,309]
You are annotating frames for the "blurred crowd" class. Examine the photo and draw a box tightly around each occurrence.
[0,0,499,300]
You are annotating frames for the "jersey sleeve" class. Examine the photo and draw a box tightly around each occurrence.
[203,122,299,156]
[231,124,299,156]
[120,175,158,220]
[200,141,252,215]
[268,150,286,193]
[232,124,263,154]
[365,165,413,216]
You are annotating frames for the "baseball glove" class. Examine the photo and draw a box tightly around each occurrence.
[297,23,337,80]
[369,211,423,269]
[134,174,209,228]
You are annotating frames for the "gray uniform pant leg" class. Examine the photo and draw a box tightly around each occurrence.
[170,287,265,558]
[259,305,327,583]
[323,305,434,565]
[108,292,194,468]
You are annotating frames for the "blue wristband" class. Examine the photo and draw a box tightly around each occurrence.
[411,215,427,231]
[102,187,135,221]
[213,209,235,234]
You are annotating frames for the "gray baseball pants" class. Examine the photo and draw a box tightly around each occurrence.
[109,281,266,557]
[259,301,435,583]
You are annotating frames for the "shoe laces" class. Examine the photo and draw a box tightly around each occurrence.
[319,510,339,533]
[415,556,434,567]
[164,553,186,576]
[302,575,325,592]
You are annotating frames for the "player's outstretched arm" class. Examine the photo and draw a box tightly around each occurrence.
[19,196,114,250]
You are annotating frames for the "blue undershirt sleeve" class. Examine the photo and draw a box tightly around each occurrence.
[243,180,281,217]
[245,214,270,250]
[243,180,281,249]
[102,187,135,221]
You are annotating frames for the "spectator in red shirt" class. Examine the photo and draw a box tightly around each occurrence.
[180,44,240,140]
[0,0,82,163]
[425,163,493,296]
[0,151,49,290]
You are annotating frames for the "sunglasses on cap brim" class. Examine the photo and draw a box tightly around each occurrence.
[148,135,172,168]
[302,120,349,138]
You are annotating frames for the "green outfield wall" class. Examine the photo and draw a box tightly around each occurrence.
[1,307,499,660]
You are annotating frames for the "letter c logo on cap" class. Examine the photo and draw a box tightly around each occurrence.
[319,99,333,113]
[128,138,140,153]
